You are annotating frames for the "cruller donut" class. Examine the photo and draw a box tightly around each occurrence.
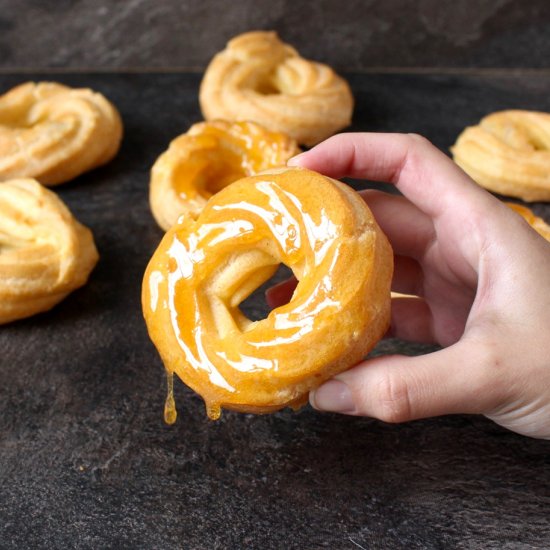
[199,31,354,146]
[0,178,99,324]
[451,110,550,201]
[142,167,393,420]
[149,120,300,230]
[0,81,122,185]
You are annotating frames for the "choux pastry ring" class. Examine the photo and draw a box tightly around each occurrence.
[0,81,122,186]
[199,31,354,146]
[452,110,550,201]
[142,167,393,421]
[0,178,99,324]
[149,120,300,230]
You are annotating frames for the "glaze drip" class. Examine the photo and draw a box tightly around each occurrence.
[164,370,177,425]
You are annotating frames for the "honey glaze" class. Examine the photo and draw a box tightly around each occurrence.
[142,167,393,419]
[164,370,178,425]
[149,120,300,231]
[205,402,221,421]
[177,122,299,200]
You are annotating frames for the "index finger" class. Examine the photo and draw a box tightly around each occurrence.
[288,132,495,220]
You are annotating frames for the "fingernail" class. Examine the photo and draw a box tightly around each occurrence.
[287,152,306,166]
[310,380,355,413]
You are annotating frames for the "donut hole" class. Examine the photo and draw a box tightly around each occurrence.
[527,135,548,151]
[0,104,31,128]
[194,165,244,196]
[179,141,255,199]
[492,123,548,152]
[253,78,281,96]
[175,149,249,200]
[239,263,294,322]
[206,247,300,336]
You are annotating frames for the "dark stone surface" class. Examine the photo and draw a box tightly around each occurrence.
[1,0,550,70]
[1,72,550,548]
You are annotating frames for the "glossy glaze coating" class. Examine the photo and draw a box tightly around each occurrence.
[143,168,393,419]
[149,120,300,230]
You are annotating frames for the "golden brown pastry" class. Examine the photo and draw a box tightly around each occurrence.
[142,167,393,421]
[451,110,550,201]
[0,178,99,324]
[149,120,300,230]
[199,31,354,146]
[0,81,123,186]
[506,202,550,241]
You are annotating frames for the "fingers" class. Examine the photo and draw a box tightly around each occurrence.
[267,271,438,344]
[360,190,434,259]
[288,132,494,220]
[265,276,297,309]
[392,255,423,295]
[389,296,435,343]
[310,341,499,422]
[288,132,413,182]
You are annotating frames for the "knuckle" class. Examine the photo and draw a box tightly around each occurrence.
[406,133,432,148]
[372,370,414,423]
[397,134,435,182]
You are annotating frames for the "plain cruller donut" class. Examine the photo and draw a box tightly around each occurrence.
[0,81,122,186]
[142,167,393,421]
[199,31,354,146]
[0,178,99,324]
[149,120,300,230]
[451,110,550,202]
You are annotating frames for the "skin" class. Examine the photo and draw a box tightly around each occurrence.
[266,133,550,440]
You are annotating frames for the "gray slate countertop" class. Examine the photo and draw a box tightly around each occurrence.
[0,72,549,549]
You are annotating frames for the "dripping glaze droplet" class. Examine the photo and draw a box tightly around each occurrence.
[206,401,221,421]
[164,370,177,425]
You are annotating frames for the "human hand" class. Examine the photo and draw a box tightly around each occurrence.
[268,133,550,439]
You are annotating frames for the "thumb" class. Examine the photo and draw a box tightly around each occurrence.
[310,342,500,423]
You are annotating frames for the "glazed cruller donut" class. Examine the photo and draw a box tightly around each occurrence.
[149,120,300,230]
[142,167,393,420]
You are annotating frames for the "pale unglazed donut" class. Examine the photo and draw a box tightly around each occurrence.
[0,179,99,324]
[142,167,393,420]
[199,31,354,146]
[0,81,123,186]
[149,120,300,230]
[451,110,550,201]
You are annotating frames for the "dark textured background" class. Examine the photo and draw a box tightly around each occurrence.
[0,0,550,70]
[1,1,550,549]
